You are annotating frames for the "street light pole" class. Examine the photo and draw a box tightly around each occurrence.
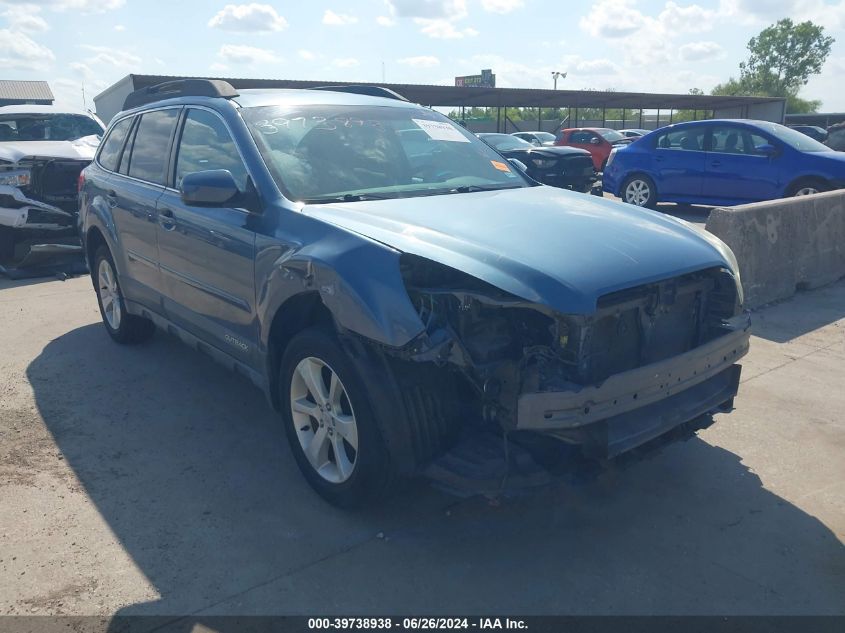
[551,71,567,90]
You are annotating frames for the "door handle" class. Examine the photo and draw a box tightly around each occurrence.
[158,207,176,230]
[711,160,722,167]
[106,190,118,208]
[654,156,665,162]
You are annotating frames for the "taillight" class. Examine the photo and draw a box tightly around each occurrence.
[77,170,85,193]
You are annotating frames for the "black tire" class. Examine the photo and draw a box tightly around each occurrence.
[621,174,657,209]
[279,327,393,508]
[786,178,829,198]
[93,246,155,344]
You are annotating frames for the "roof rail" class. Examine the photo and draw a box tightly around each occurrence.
[310,85,409,102]
[123,79,239,111]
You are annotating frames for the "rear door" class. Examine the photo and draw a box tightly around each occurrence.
[155,107,257,365]
[705,124,780,202]
[108,108,180,309]
[651,125,707,199]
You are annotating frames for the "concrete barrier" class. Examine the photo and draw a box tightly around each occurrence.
[705,189,845,309]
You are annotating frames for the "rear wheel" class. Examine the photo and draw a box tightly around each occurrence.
[93,246,154,344]
[621,175,657,209]
[279,327,393,508]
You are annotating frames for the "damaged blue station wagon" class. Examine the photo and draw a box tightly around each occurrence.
[79,80,750,507]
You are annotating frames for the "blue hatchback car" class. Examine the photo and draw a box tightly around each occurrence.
[603,119,845,208]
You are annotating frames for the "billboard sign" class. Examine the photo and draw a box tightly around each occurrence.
[455,69,495,88]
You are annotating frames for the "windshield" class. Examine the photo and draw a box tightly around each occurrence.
[480,134,533,151]
[533,132,556,143]
[0,113,103,142]
[242,104,530,203]
[759,122,832,152]
[599,129,625,142]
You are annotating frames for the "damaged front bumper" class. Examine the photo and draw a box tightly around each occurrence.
[517,315,751,457]
[0,184,85,278]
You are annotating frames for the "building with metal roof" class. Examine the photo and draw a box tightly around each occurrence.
[94,73,787,129]
[0,80,54,107]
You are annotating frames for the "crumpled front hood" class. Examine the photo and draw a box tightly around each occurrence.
[0,136,100,163]
[302,186,732,315]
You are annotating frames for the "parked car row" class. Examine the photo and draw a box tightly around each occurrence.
[603,119,845,208]
[79,80,750,507]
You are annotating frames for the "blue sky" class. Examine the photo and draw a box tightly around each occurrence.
[1,0,845,112]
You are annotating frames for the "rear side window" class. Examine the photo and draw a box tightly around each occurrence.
[570,131,597,143]
[97,117,133,172]
[127,109,179,185]
[655,127,706,151]
[175,109,249,190]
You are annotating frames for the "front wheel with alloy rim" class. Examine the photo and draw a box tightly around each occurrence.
[280,327,392,507]
[787,179,829,197]
[621,175,657,209]
[93,246,154,344]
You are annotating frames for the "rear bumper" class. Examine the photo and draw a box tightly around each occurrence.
[516,320,751,456]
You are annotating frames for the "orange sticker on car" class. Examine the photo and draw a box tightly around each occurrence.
[491,160,511,172]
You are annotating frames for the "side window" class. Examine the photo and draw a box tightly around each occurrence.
[175,109,249,190]
[127,109,179,185]
[710,125,770,155]
[97,117,133,172]
[655,127,705,151]
[570,131,594,143]
[827,129,845,151]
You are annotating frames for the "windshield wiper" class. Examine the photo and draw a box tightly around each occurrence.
[451,184,523,194]
[302,192,396,204]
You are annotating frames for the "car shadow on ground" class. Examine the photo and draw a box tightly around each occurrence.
[27,324,845,628]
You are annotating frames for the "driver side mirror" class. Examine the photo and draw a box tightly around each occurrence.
[590,137,601,145]
[756,143,778,157]
[180,170,240,207]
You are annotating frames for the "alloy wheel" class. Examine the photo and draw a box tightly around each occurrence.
[625,179,651,206]
[290,357,359,484]
[98,259,122,330]
[795,187,819,196]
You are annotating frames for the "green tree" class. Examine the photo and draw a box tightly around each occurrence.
[740,18,834,97]
[711,19,833,114]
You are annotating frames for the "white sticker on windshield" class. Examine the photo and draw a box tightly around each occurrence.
[412,119,471,143]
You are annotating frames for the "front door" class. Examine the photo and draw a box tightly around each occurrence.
[705,124,780,203]
[155,107,258,366]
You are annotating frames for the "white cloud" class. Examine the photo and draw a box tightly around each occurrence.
[721,0,845,30]
[114,24,125,31]
[69,61,94,78]
[480,0,524,14]
[80,44,140,67]
[2,5,49,32]
[398,55,440,67]
[658,1,716,33]
[218,43,280,64]
[333,57,360,68]
[386,0,467,19]
[0,28,54,70]
[208,3,288,32]
[573,58,621,75]
[376,15,395,26]
[415,17,477,38]
[298,49,316,60]
[322,9,358,25]
[679,40,725,61]
[580,0,646,38]
[210,62,229,72]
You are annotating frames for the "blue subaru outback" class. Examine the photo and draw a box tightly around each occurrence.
[79,80,750,507]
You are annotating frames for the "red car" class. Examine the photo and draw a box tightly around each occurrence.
[554,128,632,171]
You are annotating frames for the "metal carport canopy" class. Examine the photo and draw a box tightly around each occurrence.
[120,75,784,111]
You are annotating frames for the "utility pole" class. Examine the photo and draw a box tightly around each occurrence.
[551,71,567,90]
